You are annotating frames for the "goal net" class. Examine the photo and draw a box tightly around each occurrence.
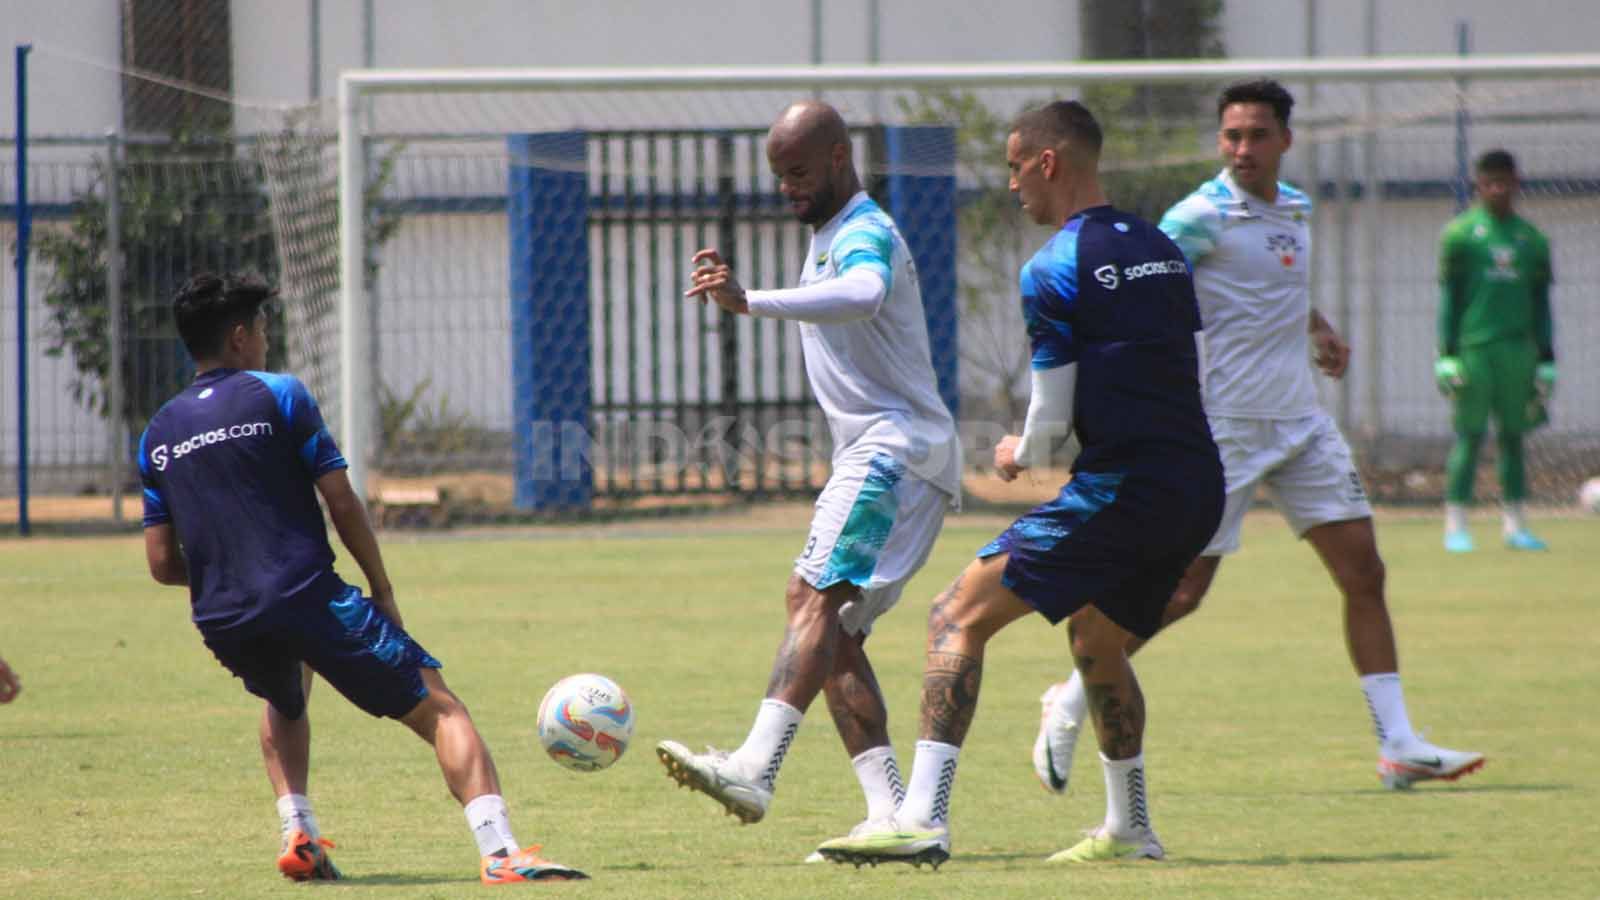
[276,59,1599,522]
[11,54,1599,526]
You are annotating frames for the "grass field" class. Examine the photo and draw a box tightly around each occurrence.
[1,508,1596,898]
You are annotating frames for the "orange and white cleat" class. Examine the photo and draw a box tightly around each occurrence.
[480,846,589,884]
[1378,740,1486,790]
[277,829,342,881]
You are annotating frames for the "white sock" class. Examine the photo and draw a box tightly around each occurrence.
[1445,503,1469,533]
[1052,672,1089,725]
[276,793,319,845]
[1360,672,1417,748]
[464,794,519,857]
[1501,501,1527,536]
[729,699,803,793]
[851,745,904,822]
[898,740,960,829]
[1101,752,1150,838]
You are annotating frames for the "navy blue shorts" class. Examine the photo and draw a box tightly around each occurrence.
[979,468,1224,639]
[200,586,442,720]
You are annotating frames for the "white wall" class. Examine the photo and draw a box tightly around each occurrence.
[5,0,1597,139]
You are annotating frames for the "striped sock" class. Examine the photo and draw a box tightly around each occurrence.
[1101,752,1150,838]
[899,740,959,829]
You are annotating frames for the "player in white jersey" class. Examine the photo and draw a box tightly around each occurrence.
[657,100,961,859]
[1031,80,1484,794]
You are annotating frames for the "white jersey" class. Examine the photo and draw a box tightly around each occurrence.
[1159,169,1319,419]
[747,191,961,499]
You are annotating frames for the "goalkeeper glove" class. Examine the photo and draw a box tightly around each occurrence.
[1434,357,1465,396]
[1535,362,1557,401]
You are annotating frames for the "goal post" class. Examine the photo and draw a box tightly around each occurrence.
[327,54,1600,512]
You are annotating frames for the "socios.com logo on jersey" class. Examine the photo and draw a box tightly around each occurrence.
[1094,264,1120,290]
[154,422,274,470]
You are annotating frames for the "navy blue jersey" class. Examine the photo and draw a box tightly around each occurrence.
[1021,205,1216,477]
[139,368,349,632]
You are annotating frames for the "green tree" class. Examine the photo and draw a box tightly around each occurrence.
[34,139,278,431]
[35,127,400,436]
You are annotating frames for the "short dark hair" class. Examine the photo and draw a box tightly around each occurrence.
[1010,100,1104,158]
[1217,79,1295,127]
[1476,148,1517,175]
[172,272,275,361]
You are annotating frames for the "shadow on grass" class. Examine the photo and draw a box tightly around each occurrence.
[1271,782,1570,797]
[335,873,485,887]
[0,731,119,742]
[1172,850,1448,868]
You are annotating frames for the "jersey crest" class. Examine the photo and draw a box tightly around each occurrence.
[1266,232,1303,268]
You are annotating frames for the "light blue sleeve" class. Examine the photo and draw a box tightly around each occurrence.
[831,217,895,294]
[137,426,170,526]
[1021,230,1080,371]
[1158,195,1221,268]
[247,371,348,477]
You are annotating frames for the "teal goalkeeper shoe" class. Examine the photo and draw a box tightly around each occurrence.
[1444,530,1475,553]
[1504,529,1549,551]
[1046,826,1165,863]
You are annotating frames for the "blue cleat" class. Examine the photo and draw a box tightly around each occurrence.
[1444,530,1475,553]
[1504,529,1548,551]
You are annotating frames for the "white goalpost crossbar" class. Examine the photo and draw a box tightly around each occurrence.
[336,53,1600,499]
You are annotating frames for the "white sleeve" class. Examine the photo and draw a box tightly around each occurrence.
[1012,363,1077,469]
[1194,329,1208,394]
[746,267,886,324]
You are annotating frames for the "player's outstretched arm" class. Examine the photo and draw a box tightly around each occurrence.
[315,469,401,627]
[686,247,887,324]
[143,524,189,586]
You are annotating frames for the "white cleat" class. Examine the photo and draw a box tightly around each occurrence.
[656,740,773,823]
[1378,738,1486,790]
[1032,682,1081,794]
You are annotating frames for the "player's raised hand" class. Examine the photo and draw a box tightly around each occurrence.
[994,434,1026,483]
[686,249,749,314]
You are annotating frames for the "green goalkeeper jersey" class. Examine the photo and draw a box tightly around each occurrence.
[1437,205,1553,359]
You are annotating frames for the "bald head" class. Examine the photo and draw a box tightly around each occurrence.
[766,100,861,226]
[768,100,851,155]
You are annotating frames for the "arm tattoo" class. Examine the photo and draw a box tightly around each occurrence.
[921,651,982,745]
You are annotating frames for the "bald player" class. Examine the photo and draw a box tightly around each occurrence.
[657,101,961,860]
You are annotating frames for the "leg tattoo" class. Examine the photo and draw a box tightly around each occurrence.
[922,651,982,746]
[1074,649,1145,760]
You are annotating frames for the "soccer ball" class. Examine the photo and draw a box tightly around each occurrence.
[1578,477,1600,514]
[536,673,635,772]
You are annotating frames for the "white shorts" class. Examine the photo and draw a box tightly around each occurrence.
[793,449,951,636]
[1204,412,1372,556]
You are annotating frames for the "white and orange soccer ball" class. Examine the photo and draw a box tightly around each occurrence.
[536,673,635,772]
